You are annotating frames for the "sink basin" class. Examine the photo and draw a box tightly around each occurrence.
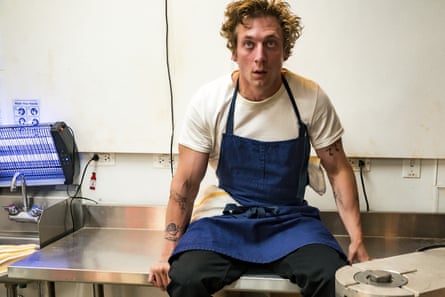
[0,195,74,248]
[0,196,73,284]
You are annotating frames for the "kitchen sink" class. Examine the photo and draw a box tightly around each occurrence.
[0,195,74,248]
[0,194,76,286]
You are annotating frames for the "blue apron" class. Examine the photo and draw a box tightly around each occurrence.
[171,76,345,263]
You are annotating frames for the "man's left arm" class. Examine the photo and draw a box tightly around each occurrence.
[316,138,370,263]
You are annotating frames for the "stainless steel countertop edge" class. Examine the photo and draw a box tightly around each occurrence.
[8,266,151,286]
[5,205,445,294]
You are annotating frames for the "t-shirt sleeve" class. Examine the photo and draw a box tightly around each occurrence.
[178,88,214,153]
[309,86,344,150]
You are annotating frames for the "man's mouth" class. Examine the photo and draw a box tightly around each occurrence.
[253,70,267,75]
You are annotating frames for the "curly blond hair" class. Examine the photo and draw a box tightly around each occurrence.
[220,0,303,59]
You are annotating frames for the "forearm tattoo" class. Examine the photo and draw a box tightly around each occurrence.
[333,191,342,206]
[171,191,188,213]
[165,223,181,242]
[333,191,341,202]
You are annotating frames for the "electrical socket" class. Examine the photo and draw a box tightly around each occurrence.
[95,153,115,166]
[402,159,421,178]
[348,158,371,172]
[153,154,177,169]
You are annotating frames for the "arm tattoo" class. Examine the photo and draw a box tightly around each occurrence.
[171,191,188,213]
[165,223,181,242]
[326,142,340,156]
[333,191,344,207]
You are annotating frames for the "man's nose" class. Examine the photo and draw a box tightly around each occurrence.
[254,44,266,63]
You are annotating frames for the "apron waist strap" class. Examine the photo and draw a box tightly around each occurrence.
[223,203,280,218]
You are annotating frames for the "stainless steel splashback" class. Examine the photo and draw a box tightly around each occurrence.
[82,204,166,230]
[320,211,445,238]
[81,204,445,239]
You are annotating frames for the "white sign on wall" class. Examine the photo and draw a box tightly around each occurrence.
[13,99,40,126]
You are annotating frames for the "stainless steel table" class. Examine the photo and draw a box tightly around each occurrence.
[6,206,445,295]
[9,227,445,293]
[8,226,302,294]
[8,227,161,285]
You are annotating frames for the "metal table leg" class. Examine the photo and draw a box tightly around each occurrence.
[40,281,56,297]
[4,283,18,297]
[93,283,104,297]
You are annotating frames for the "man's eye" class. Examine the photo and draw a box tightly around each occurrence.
[266,40,277,48]
[243,41,254,48]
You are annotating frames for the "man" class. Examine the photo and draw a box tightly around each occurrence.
[149,1,370,296]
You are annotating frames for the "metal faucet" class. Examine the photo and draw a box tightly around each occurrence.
[10,172,29,212]
[7,172,41,223]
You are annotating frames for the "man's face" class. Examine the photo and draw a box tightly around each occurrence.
[232,16,286,100]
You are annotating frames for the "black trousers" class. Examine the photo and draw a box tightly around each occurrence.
[167,244,347,297]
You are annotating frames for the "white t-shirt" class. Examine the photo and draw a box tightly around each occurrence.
[179,70,344,170]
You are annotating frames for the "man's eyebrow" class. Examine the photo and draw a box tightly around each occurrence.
[241,33,280,40]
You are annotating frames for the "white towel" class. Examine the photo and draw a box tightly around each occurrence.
[0,243,38,275]
[308,156,326,196]
[191,185,240,222]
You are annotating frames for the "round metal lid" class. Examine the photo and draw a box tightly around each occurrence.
[354,270,408,288]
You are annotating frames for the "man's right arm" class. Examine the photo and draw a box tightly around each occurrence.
[148,144,209,290]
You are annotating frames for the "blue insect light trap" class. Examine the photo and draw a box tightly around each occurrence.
[0,121,79,188]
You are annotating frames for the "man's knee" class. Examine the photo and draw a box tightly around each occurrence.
[168,251,214,293]
[272,244,347,297]
[168,250,245,297]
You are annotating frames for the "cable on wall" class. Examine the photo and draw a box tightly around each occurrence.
[358,160,370,212]
[66,154,98,232]
[164,0,175,177]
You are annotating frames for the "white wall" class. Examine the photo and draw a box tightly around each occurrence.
[2,0,445,157]
[78,153,445,213]
[2,0,445,212]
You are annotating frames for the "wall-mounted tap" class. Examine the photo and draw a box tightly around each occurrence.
[10,172,29,212]
[7,172,41,223]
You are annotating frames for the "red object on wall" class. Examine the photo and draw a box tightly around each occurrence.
[89,172,97,190]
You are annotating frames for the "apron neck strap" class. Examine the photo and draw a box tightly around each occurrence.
[226,75,306,135]
[226,79,239,135]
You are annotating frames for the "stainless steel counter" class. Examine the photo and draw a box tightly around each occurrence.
[8,227,161,285]
[8,205,168,286]
[6,205,445,294]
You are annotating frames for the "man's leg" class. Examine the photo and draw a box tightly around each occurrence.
[268,244,347,297]
[168,250,248,297]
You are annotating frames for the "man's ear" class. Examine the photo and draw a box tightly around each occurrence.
[283,53,289,62]
[231,51,237,62]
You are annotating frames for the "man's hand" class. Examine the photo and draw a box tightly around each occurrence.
[148,261,171,291]
[348,240,370,264]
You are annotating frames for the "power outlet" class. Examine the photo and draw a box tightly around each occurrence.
[153,154,177,169]
[95,153,115,166]
[348,158,371,172]
[402,159,421,178]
